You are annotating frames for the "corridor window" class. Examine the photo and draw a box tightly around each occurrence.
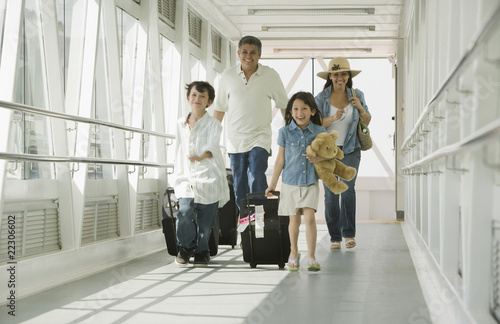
[0,0,6,53]
[9,0,55,180]
[140,49,158,179]
[117,8,139,128]
[87,6,117,180]
[190,54,202,82]
[55,0,78,95]
[160,36,179,165]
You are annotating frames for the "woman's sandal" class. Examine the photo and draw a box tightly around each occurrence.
[330,241,341,249]
[307,260,321,272]
[345,237,356,249]
[287,253,301,272]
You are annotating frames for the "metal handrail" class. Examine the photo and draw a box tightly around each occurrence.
[0,100,175,139]
[402,119,500,171]
[0,152,173,169]
[401,2,500,150]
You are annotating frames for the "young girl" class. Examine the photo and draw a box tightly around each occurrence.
[265,92,325,271]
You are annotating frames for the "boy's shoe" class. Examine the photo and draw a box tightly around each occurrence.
[175,247,191,265]
[193,253,209,267]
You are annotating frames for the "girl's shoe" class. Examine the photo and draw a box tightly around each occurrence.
[345,237,356,249]
[307,260,321,272]
[330,241,341,249]
[287,253,301,272]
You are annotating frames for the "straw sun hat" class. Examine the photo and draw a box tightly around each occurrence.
[317,57,362,80]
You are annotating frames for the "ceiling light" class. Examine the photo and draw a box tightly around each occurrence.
[249,8,375,16]
[273,48,372,53]
[262,26,375,32]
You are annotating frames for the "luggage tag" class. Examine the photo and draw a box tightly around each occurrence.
[237,213,255,232]
[254,205,265,238]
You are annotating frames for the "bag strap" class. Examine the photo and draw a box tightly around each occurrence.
[351,88,363,120]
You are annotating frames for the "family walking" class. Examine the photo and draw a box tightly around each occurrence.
[169,35,372,271]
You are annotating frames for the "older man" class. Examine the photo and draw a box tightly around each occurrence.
[213,35,288,210]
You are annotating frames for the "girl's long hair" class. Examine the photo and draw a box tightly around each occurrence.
[285,92,323,126]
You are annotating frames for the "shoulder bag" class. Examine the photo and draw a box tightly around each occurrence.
[352,88,372,151]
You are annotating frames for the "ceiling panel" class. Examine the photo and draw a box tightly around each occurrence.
[208,0,404,58]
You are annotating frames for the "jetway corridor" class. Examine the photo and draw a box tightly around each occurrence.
[0,1,500,323]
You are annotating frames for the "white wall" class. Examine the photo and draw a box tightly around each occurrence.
[401,0,500,323]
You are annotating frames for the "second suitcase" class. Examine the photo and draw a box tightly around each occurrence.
[240,191,290,269]
[162,188,219,257]
[217,169,239,248]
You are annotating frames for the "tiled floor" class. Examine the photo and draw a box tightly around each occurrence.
[1,223,430,324]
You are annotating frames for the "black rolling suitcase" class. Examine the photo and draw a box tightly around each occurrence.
[162,188,219,257]
[217,169,239,248]
[240,191,290,269]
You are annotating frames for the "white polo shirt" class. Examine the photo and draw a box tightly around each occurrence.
[214,63,288,154]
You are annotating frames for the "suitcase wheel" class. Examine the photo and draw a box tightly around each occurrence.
[250,262,257,268]
[278,263,285,269]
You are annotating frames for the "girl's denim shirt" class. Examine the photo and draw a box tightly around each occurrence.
[278,120,326,186]
[315,86,370,154]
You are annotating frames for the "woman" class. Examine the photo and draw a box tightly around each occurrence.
[315,57,371,249]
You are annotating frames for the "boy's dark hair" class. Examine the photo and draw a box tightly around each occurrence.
[285,92,323,126]
[322,71,353,90]
[238,36,262,54]
[185,81,216,102]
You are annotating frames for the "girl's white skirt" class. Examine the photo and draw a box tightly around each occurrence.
[278,182,319,216]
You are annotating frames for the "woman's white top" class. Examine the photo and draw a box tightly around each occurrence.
[325,103,354,146]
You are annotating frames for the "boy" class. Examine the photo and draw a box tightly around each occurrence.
[171,81,229,266]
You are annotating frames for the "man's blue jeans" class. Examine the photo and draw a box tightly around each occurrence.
[176,198,218,257]
[323,148,361,242]
[229,147,269,210]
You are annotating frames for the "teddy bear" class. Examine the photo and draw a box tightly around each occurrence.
[306,131,357,194]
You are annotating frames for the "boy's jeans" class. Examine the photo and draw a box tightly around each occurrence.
[176,198,218,256]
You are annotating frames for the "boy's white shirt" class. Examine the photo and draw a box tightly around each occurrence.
[171,112,229,207]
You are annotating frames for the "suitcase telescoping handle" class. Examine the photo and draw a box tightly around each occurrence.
[246,191,279,199]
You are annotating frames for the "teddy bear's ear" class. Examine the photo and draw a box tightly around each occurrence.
[330,130,339,140]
